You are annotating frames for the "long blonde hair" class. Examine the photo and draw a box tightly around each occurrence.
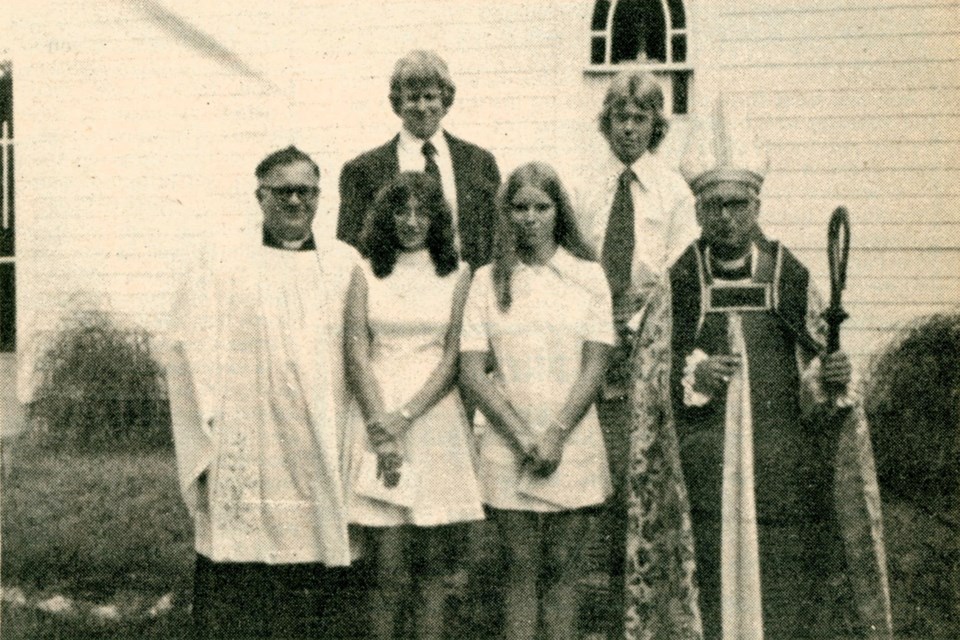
[491,162,595,311]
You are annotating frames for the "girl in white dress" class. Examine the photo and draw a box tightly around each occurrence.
[460,162,614,639]
[344,172,484,640]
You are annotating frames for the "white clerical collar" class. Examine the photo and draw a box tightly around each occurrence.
[704,243,759,279]
[399,127,447,158]
[280,237,309,250]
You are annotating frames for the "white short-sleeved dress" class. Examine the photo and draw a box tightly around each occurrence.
[346,249,485,527]
[460,247,615,512]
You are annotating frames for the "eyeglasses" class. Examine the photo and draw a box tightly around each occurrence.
[700,198,755,216]
[260,185,320,200]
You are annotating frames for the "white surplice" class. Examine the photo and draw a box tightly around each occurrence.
[164,235,359,565]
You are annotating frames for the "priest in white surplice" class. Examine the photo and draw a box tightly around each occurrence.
[165,146,362,639]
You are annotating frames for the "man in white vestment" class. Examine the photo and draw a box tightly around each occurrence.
[165,146,362,639]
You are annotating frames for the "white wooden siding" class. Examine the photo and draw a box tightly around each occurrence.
[718,0,960,369]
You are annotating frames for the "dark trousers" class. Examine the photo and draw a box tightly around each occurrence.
[192,553,364,640]
[598,396,631,640]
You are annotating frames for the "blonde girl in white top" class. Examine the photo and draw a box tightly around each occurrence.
[460,162,614,640]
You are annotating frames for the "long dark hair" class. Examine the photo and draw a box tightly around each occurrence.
[491,162,594,310]
[360,172,459,278]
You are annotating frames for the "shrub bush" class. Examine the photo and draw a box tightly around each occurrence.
[865,313,960,514]
[29,309,171,452]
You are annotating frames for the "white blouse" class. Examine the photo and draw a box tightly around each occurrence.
[461,247,615,510]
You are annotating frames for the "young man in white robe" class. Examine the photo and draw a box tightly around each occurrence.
[165,146,362,639]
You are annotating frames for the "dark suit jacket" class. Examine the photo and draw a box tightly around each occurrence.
[337,131,501,269]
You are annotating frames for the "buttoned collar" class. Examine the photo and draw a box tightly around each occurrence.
[516,245,580,278]
[399,127,447,160]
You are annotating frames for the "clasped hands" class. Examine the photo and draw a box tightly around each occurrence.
[693,350,852,396]
[514,422,567,478]
[366,411,413,489]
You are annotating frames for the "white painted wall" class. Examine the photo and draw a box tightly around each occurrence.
[9,0,960,398]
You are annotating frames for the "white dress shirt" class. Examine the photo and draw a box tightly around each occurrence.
[397,127,459,233]
[572,149,697,297]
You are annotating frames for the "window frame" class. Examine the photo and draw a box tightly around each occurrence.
[584,0,694,115]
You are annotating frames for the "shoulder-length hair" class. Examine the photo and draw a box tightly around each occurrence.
[491,162,595,311]
[597,70,669,152]
[360,172,458,279]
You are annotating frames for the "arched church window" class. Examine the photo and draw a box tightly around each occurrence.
[588,0,691,114]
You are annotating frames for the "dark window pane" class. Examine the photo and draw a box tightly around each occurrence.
[0,62,11,135]
[1,146,13,257]
[0,62,10,258]
[611,0,666,63]
[1,263,14,352]
[591,0,611,30]
[668,0,686,29]
[672,72,689,115]
[591,37,606,64]
[672,34,687,62]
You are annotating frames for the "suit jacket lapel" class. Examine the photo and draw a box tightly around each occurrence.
[444,131,475,240]
[444,132,470,204]
[377,135,400,182]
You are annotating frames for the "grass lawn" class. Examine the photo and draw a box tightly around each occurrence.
[1,438,194,638]
[2,436,957,639]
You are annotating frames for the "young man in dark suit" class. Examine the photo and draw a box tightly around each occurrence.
[338,50,500,269]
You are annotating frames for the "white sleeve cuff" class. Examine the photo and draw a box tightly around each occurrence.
[682,349,712,407]
[802,357,828,405]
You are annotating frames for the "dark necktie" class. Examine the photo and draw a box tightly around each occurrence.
[422,142,442,190]
[601,168,636,299]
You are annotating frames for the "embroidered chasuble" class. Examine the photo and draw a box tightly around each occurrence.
[624,238,892,640]
[165,235,358,565]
